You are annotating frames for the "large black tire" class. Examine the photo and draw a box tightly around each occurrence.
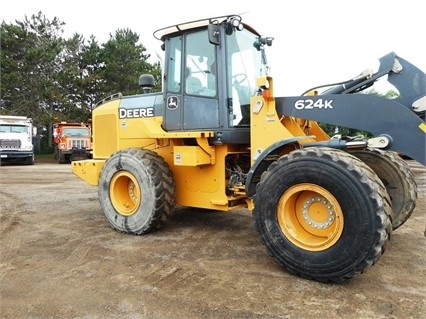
[24,154,35,165]
[350,148,417,230]
[57,149,68,164]
[54,146,59,162]
[153,152,176,219]
[253,147,392,283]
[98,148,168,234]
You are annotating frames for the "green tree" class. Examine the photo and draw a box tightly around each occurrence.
[1,11,164,152]
[78,36,105,112]
[99,28,160,97]
[54,33,99,121]
[1,12,65,124]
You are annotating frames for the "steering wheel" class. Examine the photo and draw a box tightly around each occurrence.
[232,73,247,86]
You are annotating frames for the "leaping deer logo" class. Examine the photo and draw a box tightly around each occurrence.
[167,96,179,110]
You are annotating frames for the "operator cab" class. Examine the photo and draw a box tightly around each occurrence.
[154,15,273,144]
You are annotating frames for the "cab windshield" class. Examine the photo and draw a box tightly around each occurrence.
[0,124,28,133]
[226,28,269,126]
[63,128,90,137]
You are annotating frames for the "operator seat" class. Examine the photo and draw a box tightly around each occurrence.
[186,76,203,95]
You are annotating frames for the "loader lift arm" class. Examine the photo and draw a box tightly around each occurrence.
[275,94,426,165]
[302,52,426,120]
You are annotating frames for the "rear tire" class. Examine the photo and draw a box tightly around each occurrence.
[253,147,392,283]
[152,153,176,220]
[98,148,166,234]
[350,148,417,230]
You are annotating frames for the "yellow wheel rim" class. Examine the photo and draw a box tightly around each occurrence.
[277,183,344,251]
[110,171,141,216]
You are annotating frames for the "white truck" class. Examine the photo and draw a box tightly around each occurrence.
[0,115,35,165]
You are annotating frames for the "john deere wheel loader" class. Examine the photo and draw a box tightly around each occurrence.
[72,15,426,283]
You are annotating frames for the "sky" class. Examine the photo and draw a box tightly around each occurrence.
[1,0,425,96]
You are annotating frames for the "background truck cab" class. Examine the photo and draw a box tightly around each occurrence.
[0,115,35,165]
[53,121,92,164]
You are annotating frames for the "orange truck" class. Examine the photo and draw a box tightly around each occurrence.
[53,121,92,163]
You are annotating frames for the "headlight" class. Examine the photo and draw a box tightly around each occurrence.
[23,143,33,150]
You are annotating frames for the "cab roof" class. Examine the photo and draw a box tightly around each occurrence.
[153,14,260,41]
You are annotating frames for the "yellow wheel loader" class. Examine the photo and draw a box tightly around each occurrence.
[72,15,426,283]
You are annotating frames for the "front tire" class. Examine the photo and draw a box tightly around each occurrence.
[98,148,166,234]
[253,147,392,283]
[24,154,35,165]
[350,148,417,230]
[57,149,68,164]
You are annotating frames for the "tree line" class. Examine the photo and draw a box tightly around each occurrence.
[1,11,162,152]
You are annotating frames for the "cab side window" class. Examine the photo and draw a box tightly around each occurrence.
[184,31,216,97]
[166,36,182,93]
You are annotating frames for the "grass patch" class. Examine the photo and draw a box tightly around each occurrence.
[35,153,56,163]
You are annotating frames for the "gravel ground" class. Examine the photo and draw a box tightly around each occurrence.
[0,158,425,319]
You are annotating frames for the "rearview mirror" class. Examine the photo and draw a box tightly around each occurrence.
[208,24,220,45]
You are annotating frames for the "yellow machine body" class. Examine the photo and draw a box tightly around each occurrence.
[71,77,322,211]
[71,14,425,283]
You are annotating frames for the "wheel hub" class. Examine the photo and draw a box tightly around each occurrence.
[110,171,141,216]
[301,196,335,229]
[128,181,138,204]
[277,183,344,251]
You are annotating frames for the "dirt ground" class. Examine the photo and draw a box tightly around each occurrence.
[0,157,425,319]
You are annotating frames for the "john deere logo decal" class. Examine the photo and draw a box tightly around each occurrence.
[119,107,154,119]
[167,96,179,110]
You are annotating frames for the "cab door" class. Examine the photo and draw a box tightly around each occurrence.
[164,30,219,131]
